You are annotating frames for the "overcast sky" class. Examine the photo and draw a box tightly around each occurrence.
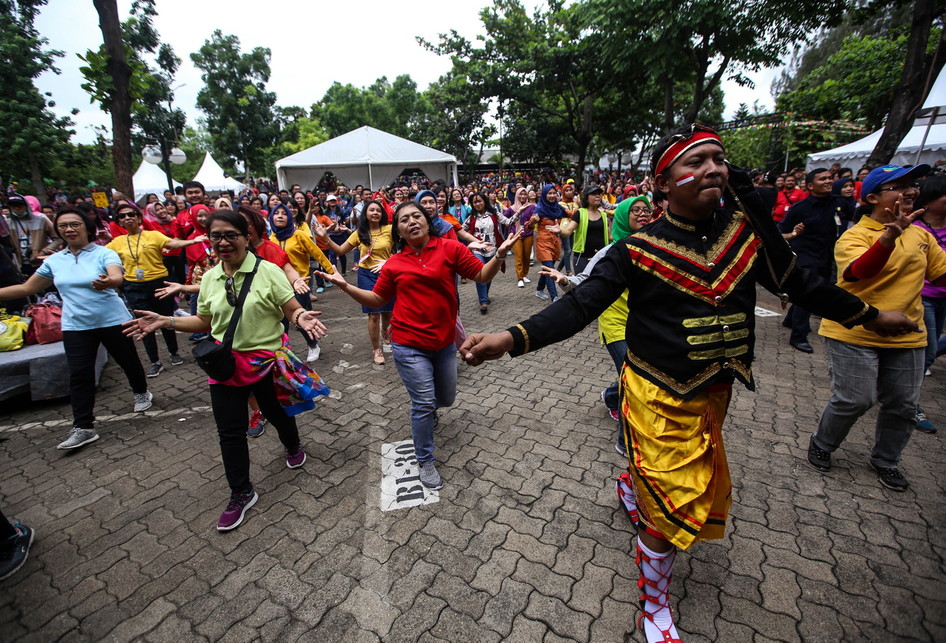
[35,0,779,146]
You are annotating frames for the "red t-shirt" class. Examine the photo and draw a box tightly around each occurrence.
[148,219,184,256]
[255,239,290,268]
[373,236,483,350]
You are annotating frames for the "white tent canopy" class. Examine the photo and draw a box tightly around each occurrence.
[275,126,458,190]
[132,158,181,201]
[807,66,946,170]
[192,152,246,193]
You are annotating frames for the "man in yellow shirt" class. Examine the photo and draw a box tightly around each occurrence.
[810,164,946,491]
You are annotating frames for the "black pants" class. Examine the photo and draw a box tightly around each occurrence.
[62,325,148,430]
[123,279,178,363]
[0,510,16,542]
[209,371,300,494]
[162,254,186,286]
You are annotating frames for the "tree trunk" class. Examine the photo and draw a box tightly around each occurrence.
[93,0,134,199]
[663,78,675,132]
[27,153,45,201]
[866,0,938,167]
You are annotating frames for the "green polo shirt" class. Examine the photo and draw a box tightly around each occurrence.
[197,253,295,352]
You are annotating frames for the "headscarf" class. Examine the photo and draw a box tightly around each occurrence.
[831,178,854,196]
[612,195,651,241]
[510,187,529,213]
[533,184,566,220]
[190,204,212,233]
[143,202,168,223]
[24,195,42,215]
[268,203,295,241]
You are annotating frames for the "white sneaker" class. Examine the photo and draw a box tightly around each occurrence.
[307,344,321,362]
[925,368,933,376]
[133,391,153,412]
[517,280,524,288]
[523,277,531,283]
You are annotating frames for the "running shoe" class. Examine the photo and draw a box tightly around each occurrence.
[247,411,267,438]
[807,437,831,471]
[870,462,909,492]
[57,427,99,450]
[916,408,936,434]
[133,391,153,412]
[517,280,524,288]
[146,362,164,378]
[522,277,531,283]
[419,461,443,490]
[0,523,34,580]
[286,445,306,469]
[307,344,321,362]
[535,290,549,300]
[217,491,258,531]
[169,353,184,366]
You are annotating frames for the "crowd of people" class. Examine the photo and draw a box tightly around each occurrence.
[1,143,944,643]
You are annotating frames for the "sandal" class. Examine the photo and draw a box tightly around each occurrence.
[373,349,385,365]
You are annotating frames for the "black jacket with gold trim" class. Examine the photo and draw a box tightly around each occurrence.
[506,207,877,400]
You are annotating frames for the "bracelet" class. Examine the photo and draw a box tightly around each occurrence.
[291,309,304,326]
[168,315,175,330]
[496,253,507,260]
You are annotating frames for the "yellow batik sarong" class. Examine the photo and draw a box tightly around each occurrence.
[620,366,732,551]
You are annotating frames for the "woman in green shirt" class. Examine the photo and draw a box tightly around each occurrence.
[125,210,329,532]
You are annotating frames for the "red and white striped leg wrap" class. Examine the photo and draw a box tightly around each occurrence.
[616,470,639,524]
[636,536,681,643]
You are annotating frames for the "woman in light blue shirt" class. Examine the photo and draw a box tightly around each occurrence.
[0,208,151,451]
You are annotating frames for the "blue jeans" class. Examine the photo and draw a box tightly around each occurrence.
[557,235,573,273]
[922,296,946,371]
[391,342,458,464]
[474,254,491,305]
[813,338,924,468]
[536,260,558,299]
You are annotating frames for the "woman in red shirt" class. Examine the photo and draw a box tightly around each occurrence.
[318,201,518,490]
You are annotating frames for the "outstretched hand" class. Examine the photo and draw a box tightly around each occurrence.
[459,331,515,366]
[881,199,923,242]
[155,281,184,299]
[123,310,166,340]
[315,270,346,289]
[297,310,327,340]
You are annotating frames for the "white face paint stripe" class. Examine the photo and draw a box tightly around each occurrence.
[675,174,695,187]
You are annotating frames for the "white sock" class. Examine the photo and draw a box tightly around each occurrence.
[637,537,679,642]
[616,473,639,522]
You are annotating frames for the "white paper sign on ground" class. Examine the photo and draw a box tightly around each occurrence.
[755,306,781,318]
[380,439,439,511]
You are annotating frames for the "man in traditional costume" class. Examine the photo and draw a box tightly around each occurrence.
[459,126,916,642]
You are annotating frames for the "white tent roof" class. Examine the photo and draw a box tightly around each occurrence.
[807,66,946,169]
[132,158,181,201]
[275,126,458,189]
[192,152,246,193]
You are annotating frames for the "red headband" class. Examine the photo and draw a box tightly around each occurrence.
[654,131,724,176]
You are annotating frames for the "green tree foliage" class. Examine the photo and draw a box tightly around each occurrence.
[777,32,925,129]
[422,0,636,179]
[314,74,432,140]
[584,0,847,130]
[414,72,492,177]
[191,30,278,179]
[275,107,328,156]
[0,0,74,197]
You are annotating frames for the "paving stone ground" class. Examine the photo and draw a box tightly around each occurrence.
[0,266,944,642]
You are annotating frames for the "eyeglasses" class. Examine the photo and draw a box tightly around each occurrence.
[878,183,920,193]
[209,231,243,242]
[225,276,237,306]
[629,207,652,214]
[117,211,137,219]
[57,222,83,230]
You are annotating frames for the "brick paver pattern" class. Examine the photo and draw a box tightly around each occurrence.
[1,269,944,641]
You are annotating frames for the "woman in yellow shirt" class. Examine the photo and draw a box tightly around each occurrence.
[268,204,334,362]
[106,202,206,377]
[314,200,394,365]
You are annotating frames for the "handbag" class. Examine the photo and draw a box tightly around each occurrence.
[24,302,63,345]
[192,255,261,380]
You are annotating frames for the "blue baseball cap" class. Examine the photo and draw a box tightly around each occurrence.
[861,164,931,200]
